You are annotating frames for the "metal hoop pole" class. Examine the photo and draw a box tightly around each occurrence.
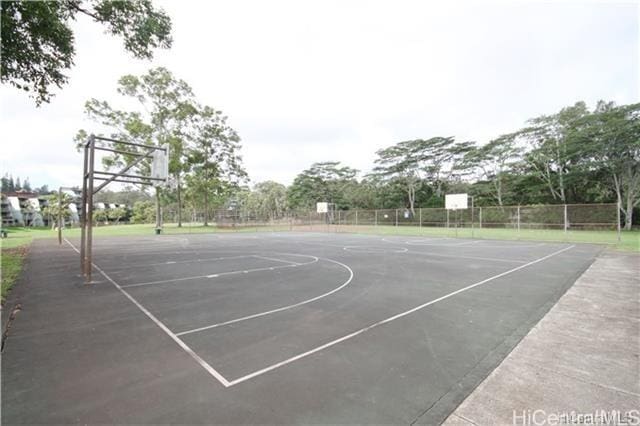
[80,142,89,271]
[85,136,96,283]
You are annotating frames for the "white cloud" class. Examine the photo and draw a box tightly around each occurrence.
[1,0,637,189]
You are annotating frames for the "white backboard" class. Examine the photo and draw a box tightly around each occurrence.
[151,144,169,186]
[445,193,468,210]
[317,202,329,213]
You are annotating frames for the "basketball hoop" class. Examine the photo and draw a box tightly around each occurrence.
[445,193,468,210]
[151,144,169,187]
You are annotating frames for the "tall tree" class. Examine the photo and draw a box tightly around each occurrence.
[1,0,172,105]
[287,162,358,210]
[244,181,288,220]
[76,67,199,227]
[520,102,590,203]
[1,174,15,192]
[575,102,640,230]
[464,133,521,206]
[373,137,472,214]
[42,192,73,229]
[185,106,246,226]
[22,178,32,192]
[411,137,474,198]
[372,141,421,214]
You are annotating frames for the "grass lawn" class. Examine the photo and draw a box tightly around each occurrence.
[1,245,29,304]
[2,227,54,303]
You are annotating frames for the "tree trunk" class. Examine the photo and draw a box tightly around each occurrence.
[177,174,182,227]
[407,183,416,216]
[203,190,209,227]
[494,174,504,207]
[625,192,634,230]
[155,188,161,228]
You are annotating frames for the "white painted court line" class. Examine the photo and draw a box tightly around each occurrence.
[293,240,354,250]
[404,240,481,247]
[122,254,318,288]
[175,258,354,336]
[64,239,232,388]
[404,250,528,264]
[343,245,409,254]
[251,255,302,266]
[451,240,483,246]
[225,244,575,386]
[105,255,253,272]
[121,257,318,289]
[471,242,548,249]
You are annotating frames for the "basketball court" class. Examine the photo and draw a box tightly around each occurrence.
[1,231,603,424]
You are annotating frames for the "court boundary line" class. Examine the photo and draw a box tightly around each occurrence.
[120,255,319,288]
[343,245,409,254]
[252,255,302,266]
[176,257,354,336]
[224,244,575,386]
[64,238,233,388]
[403,250,528,264]
[296,239,526,264]
[105,254,253,271]
[381,237,547,249]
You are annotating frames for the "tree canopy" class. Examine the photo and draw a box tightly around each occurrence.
[73,90,639,230]
[287,162,358,210]
[1,0,172,105]
[77,67,246,227]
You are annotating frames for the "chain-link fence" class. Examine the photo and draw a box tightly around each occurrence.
[146,203,621,243]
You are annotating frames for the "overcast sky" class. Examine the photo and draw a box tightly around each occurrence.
[1,0,638,190]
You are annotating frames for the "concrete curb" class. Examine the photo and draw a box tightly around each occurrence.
[442,251,640,425]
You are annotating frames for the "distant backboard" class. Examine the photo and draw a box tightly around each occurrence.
[317,202,329,213]
[445,193,468,210]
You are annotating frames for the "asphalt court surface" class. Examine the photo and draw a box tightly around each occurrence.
[2,232,603,424]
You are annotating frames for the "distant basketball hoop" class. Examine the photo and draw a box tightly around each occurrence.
[445,193,468,210]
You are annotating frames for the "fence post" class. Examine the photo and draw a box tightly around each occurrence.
[355,210,358,226]
[395,209,398,227]
[517,205,521,234]
[419,208,422,228]
[479,207,482,229]
[471,197,474,239]
[617,200,621,242]
[564,204,568,236]
[375,210,378,226]
[446,209,449,228]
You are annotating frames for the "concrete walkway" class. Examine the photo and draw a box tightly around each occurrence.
[443,251,640,425]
